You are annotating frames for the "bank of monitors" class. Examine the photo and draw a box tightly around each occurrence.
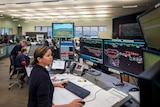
[52,23,74,38]
[80,38,103,64]
[60,41,74,61]
[103,39,145,77]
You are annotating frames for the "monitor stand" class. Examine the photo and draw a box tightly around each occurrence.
[113,73,125,86]
[85,65,101,76]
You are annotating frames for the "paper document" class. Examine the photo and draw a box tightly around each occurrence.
[96,88,128,107]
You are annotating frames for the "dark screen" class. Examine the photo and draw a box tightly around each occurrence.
[138,60,160,107]
[119,23,143,37]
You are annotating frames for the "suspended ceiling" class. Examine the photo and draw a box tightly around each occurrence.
[0,0,159,22]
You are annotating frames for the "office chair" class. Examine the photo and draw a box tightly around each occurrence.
[8,67,24,90]
[8,55,30,90]
[9,55,15,79]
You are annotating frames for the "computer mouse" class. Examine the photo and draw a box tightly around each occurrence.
[129,87,139,92]
[80,101,85,105]
[62,83,68,87]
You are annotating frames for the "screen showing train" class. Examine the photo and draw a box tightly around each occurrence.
[103,39,145,77]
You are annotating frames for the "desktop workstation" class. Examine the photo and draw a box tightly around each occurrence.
[46,37,142,107]
[0,2,159,107]
[25,4,160,106]
[48,4,160,107]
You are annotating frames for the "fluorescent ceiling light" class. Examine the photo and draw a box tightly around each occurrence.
[36,8,50,10]
[63,12,75,15]
[68,16,79,18]
[79,11,91,14]
[35,13,46,16]
[96,14,109,17]
[48,13,59,15]
[74,6,88,9]
[55,7,69,10]
[94,5,110,8]
[122,5,138,8]
[22,14,33,16]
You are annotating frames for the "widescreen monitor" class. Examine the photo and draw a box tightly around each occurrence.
[52,22,74,38]
[103,39,145,77]
[80,38,103,64]
[137,3,160,51]
[60,40,74,61]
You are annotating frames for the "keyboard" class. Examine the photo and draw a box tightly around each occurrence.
[63,81,90,99]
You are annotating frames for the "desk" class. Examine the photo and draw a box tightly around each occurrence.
[51,74,129,107]
[83,72,137,93]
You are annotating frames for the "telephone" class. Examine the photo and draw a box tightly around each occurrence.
[70,62,84,76]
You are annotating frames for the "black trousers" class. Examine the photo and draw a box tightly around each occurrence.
[9,55,16,75]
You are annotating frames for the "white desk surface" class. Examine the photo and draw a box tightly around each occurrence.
[128,91,140,103]
[51,73,128,107]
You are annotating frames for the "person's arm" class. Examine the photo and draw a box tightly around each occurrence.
[53,80,68,88]
[52,99,84,107]
[21,61,26,66]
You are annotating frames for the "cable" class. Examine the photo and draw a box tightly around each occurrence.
[84,86,114,102]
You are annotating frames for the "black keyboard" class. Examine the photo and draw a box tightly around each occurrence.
[63,81,90,99]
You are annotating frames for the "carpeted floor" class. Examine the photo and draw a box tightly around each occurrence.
[0,56,28,107]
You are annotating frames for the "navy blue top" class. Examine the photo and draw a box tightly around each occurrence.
[15,53,26,67]
[11,44,22,56]
[28,65,54,107]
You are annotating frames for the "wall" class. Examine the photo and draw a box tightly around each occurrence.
[19,19,113,39]
[112,11,144,40]
[0,17,18,35]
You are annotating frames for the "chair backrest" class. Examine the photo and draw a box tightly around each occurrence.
[25,56,30,66]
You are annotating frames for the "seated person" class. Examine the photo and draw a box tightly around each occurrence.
[14,47,28,83]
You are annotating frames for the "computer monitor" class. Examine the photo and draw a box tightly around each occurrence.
[28,45,41,58]
[137,3,160,51]
[119,23,143,37]
[143,49,160,70]
[26,46,31,55]
[80,38,103,64]
[52,22,74,38]
[103,39,145,77]
[60,40,74,61]
[138,60,160,107]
